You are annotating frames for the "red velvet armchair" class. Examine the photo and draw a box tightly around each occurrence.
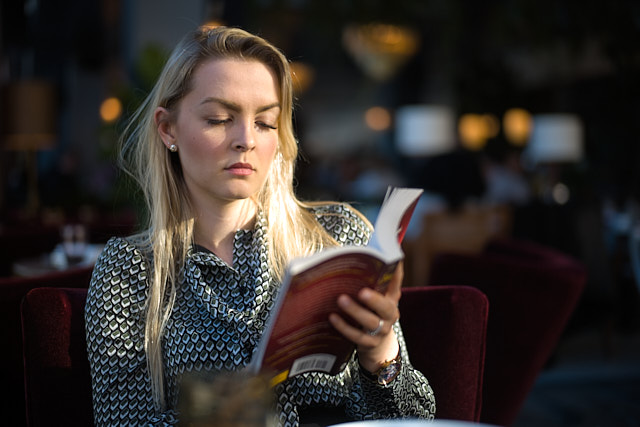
[399,285,489,422]
[0,266,93,427]
[428,238,587,426]
[21,287,94,427]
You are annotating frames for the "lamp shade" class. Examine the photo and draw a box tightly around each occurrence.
[1,80,57,150]
[342,23,420,81]
[524,114,584,164]
[395,105,456,156]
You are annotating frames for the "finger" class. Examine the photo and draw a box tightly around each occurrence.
[330,308,399,372]
[337,294,387,334]
[357,288,400,326]
[328,312,386,347]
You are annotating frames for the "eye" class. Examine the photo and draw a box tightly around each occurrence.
[256,121,277,130]
[207,117,231,126]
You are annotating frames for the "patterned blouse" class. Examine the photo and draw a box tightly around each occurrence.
[85,203,436,426]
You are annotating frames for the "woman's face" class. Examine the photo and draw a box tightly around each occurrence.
[158,58,281,210]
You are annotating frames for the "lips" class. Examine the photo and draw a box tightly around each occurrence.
[226,162,254,176]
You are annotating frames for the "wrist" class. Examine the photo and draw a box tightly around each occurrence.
[358,332,399,372]
[358,349,402,386]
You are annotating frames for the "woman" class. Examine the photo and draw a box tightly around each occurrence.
[85,25,435,426]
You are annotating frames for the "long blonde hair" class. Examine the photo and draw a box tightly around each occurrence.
[119,26,343,410]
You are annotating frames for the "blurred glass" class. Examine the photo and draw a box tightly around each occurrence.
[60,224,88,265]
[178,371,276,427]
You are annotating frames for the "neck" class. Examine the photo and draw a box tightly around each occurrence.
[193,199,257,265]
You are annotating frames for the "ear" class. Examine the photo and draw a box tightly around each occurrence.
[154,107,176,148]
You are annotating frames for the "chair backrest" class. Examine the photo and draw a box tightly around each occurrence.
[429,238,587,427]
[399,285,489,422]
[403,204,512,287]
[0,266,93,427]
[21,287,93,427]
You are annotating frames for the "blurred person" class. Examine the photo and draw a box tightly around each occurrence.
[482,146,531,207]
[85,26,435,426]
[410,148,487,212]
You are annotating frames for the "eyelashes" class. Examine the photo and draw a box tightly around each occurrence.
[206,118,277,130]
[258,122,277,130]
[207,118,231,125]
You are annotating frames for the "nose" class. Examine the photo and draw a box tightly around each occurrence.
[232,121,256,152]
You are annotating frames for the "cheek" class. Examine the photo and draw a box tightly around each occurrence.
[263,139,279,163]
[181,130,226,158]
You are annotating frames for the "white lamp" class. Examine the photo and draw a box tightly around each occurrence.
[395,105,457,157]
[524,114,584,165]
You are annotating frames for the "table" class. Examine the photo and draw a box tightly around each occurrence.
[12,244,104,277]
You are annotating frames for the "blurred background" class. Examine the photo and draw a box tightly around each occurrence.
[1,0,640,425]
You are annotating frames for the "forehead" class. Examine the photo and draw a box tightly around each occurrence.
[189,58,280,96]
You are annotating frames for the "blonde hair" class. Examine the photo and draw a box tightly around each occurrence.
[119,26,343,411]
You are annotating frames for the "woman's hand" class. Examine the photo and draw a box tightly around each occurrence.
[328,262,403,373]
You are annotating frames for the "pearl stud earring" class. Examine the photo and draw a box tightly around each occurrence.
[169,144,178,152]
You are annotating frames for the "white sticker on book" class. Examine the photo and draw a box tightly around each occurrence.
[289,354,337,376]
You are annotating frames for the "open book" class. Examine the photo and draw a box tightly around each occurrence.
[249,186,423,385]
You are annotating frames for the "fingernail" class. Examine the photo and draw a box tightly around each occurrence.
[337,294,350,308]
[360,288,373,300]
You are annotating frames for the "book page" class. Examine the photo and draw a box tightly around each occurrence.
[368,187,423,255]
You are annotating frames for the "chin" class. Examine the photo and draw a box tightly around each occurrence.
[222,187,260,201]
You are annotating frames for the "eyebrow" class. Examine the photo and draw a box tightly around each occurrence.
[200,97,281,113]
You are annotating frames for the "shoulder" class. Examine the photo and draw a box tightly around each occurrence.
[309,202,372,246]
[94,235,149,272]
[89,236,150,300]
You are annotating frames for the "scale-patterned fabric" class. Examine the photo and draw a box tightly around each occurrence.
[85,204,436,426]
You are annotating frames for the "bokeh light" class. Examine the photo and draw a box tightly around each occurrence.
[290,61,315,95]
[503,108,532,146]
[99,97,122,124]
[458,113,499,150]
[365,106,392,131]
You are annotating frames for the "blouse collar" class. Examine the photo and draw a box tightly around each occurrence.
[187,211,267,268]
